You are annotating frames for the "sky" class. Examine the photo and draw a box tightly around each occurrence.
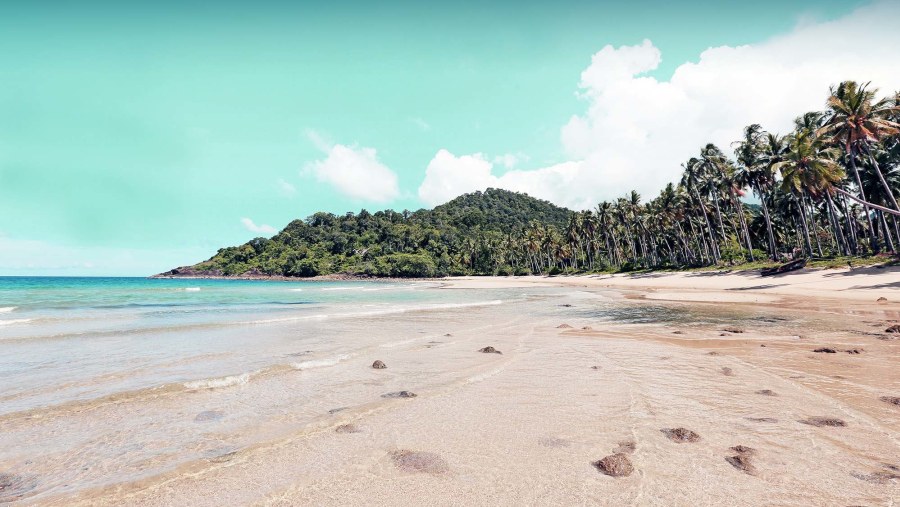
[2,0,899,276]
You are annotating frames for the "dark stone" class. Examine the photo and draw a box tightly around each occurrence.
[880,396,900,406]
[590,366,601,370]
[721,367,735,376]
[886,324,900,334]
[722,328,745,333]
[755,389,777,396]
[813,348,837,353]
[478,346,502,354]
[382,391,417,399]
[372,360,387,369]
[390,450,449,474]
[661,427,701,443]
[592,453,634,477]
[672,330,684,334]
[877,297,888,303]
[730,445,755,455]
[582,326,593,330]
[799,416,846,427]
[845,349,862,354]
[726,454,756,474]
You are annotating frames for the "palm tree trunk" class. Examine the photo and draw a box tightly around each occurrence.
[867,151,900,212]
[848,149,879,253]
[757,185,778,260]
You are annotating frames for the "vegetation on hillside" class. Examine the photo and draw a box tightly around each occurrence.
[166,80,900,278]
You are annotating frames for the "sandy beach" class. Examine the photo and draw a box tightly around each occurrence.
[3,267,898,506]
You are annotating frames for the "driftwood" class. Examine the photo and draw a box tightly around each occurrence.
[761,258,807,277]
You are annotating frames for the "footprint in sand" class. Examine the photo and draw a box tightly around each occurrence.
[194,410,225,422]
[335,424,362,434]
[798,416,846,427]
[755,389,777,396]
[390,450,449,474]
[382,391,417,399]
[725,445,756,475]
[0,473,38,503]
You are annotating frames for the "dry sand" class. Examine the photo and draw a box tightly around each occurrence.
[35,267,900,506]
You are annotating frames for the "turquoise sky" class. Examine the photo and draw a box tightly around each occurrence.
[0,0,869,275]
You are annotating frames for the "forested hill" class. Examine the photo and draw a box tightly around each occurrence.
[158,188,573,278]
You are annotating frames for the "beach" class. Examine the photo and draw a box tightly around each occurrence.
[0,268,898,506]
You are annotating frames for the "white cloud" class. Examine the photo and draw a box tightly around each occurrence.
[276,178,296,196]
[493,153,529,169]
[418,149,581,206]
[303,131,400,202]
[240,217,276,235]
[418,2,900,210]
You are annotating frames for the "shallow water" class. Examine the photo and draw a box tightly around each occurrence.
[0,277,897,505]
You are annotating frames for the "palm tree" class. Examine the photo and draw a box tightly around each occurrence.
[774,131,845,256]
[735,125,779,259]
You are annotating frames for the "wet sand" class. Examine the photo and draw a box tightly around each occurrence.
[7,268,900,506]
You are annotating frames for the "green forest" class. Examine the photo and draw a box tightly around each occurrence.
[163,80,900,278]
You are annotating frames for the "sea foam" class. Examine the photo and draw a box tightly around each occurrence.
[183,373,250,390]
[291,354,350,370]
[0,306,16,313]
[0,318,32,326]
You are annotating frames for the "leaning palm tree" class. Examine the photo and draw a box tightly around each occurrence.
[734,125,779,259]
[819,80,900,214]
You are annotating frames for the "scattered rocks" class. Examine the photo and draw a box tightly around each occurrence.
[725,445,757,474]
[390,450,449,474]
[557,324,573,329]
[590,366,601,370]
[813,348,837,353]
[478,346,502,354]
[335,424,362,434]
[760,344,766,347]
[592,453,634,477]
[722,328,745,334]
[721,367,735,376]
[372,360,387,369]
[705,351,721,356]
[614,440,637,454]
[886,324,900,334]
[0,473,38,503]
[661,427,701,443]
[877,297,888,303]
[745,417,779,423]
[672,330,684,334]
[799,416,846,427]
[194,410,225,422]
[845,349,862,354]
[328,407,348,414]
[382,391,417,399]
[726,454,756,475]
[582,326,593,330]
[720,333,729,336]
[559,304,574,307]
[880,396,900,406]
[755,389,777,396]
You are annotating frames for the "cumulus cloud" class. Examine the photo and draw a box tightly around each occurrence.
[303,131,400,202]
[493,153,529,169]
[241,217,276,235]
[418,149,581,206]
[419,2,900,210]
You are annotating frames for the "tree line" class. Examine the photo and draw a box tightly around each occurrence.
[175,80,899,278]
